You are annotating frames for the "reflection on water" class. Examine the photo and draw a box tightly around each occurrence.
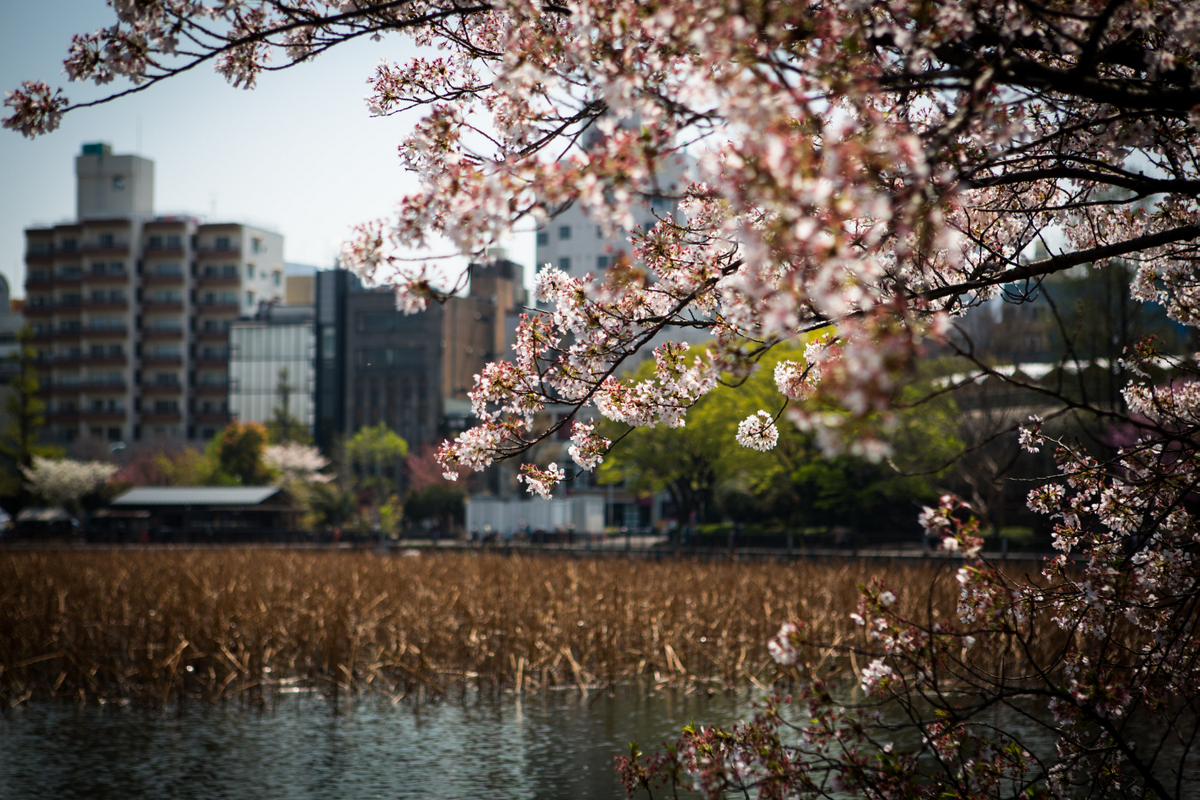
[0,686,753,800]
[6,686,1195,799]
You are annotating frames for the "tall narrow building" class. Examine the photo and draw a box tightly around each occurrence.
[23,143,285,449]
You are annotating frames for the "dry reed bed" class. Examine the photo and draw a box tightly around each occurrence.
[0,549,1036,705]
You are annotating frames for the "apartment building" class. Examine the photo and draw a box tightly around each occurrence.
[23,143,285,447]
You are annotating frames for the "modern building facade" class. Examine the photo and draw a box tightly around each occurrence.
[23,143,286,447]
[314,256,526,453]
[228,304,315,433]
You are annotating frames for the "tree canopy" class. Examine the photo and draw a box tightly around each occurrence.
[12,1,1200,795]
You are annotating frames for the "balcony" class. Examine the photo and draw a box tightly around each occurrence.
[193,353,228,367]
[141,382,183,395]
[82,377,127,391]
[82,269,130,285]
[142,299,184,312]
[142,272,185,287]
[196,245,241,258]
[192,412,230,425]
[40,353,83,368]
[194,274,241,288]
[84,353,128,366]
[81,240,130,256]
[82,297,129,312]
[140,411,183,424]
[23,303,53,317]
[25,272,53,286]
[55,271,83,285]
[196,301,239,313]
[143,244,186,258]
[86,323,128,337]
[25,248,54,263]
[52,326,84,341]
[142,355,183,368]
[47,409,82,422]
[194,382,229,395]
[142,327,184,341]
[82,410,127,423]
[44,381,83,395]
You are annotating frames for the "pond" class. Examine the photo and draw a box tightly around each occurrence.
[0,686,753,800]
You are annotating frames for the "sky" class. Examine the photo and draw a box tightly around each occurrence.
[0,1,535,299]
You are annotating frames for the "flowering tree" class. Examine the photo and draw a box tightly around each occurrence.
[10,0,1200,794]
[263,442,333,486]
[22,456,117,517]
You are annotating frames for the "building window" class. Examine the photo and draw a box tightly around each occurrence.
[246,291,255,306]
[112,176,125,191]
[247,265,255,279]
[154,400,179,414]
[148,236,163,250]
[61,238,77,252]
[98,233,114,248]
[597,255,610,269]
[155,263,181,276]
[110,261,125,274]
[558,225,571,240]
[220,291,237,305]
[215,236,231,251]
[558,257,571,272]
[596,225,603,238]
[166,235,181,249]
[273,271,281,286]
[155,373,179,386]
[252,237,262,254]
[536,231,549,246]
[222,264,238,277]
[357,311,397,333]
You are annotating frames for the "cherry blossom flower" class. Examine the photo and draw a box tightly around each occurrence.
[734,410,779,452]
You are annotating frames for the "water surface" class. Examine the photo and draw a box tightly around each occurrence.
[0,686,752,800]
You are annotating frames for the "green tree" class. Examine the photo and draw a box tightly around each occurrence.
[346,423,409,492]
[598,347,768,525]
[403,483,465,535]
[213,421,272,485]
[600,342,959,534]
[0,327,62,516]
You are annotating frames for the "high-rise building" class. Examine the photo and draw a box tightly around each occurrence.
[22,143,286,448]
[314,255,526,454]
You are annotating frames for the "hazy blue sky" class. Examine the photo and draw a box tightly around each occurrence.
[0,1,534,298]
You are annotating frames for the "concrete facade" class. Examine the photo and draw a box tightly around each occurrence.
[23,143,286,448]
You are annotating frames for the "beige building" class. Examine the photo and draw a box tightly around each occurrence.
[23,143,285,447]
